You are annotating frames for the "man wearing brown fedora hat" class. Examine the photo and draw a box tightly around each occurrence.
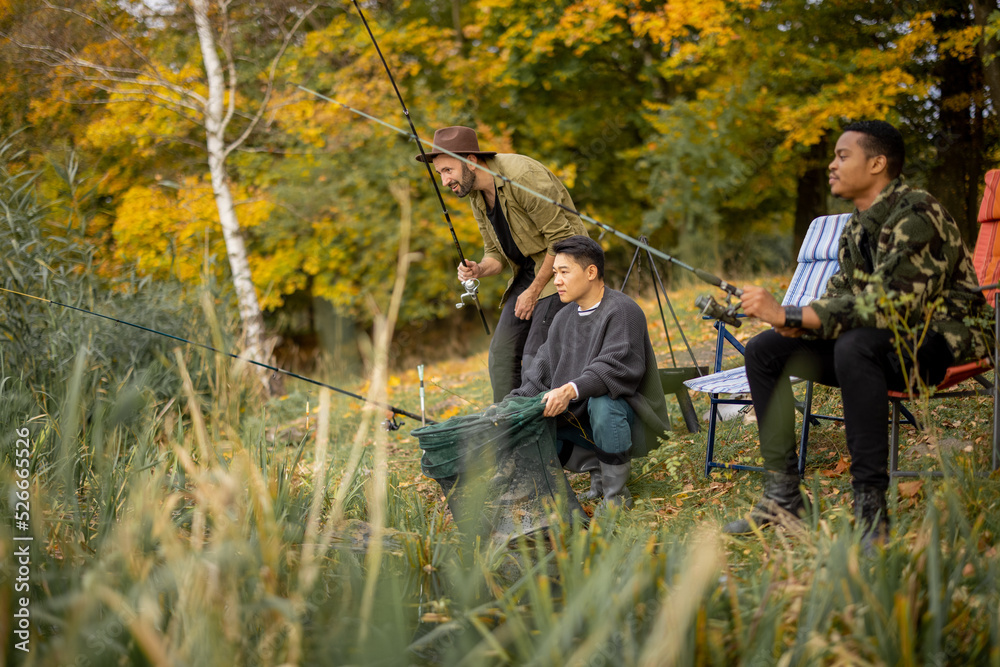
[417,126,588,402]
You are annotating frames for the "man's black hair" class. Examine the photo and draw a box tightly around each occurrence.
[553,235,604,279]
[843,120,905,179]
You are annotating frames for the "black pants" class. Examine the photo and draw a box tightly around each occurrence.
[489,285,568,402]
[744,327,953,491]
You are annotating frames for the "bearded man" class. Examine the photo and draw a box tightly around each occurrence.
[417,126,588,402]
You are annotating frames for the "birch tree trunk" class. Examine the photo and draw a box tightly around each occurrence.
[7,0,321,397]
[191,0,276,394]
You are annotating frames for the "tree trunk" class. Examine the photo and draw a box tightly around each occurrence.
[451,0,463,45]
[930,1,984,246]
[192,0,278,394]
[972,0,1000,117]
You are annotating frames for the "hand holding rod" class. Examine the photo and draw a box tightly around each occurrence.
[351,0,490,335]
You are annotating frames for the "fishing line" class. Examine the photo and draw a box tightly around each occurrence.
[425,377,483,411]
[0,286,433,425]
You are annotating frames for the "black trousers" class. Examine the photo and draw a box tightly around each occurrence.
[744,327,953,491]
[489,284,568,402]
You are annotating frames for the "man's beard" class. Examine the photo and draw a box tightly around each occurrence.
[454,164,476,197]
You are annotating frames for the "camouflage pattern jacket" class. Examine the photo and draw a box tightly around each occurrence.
[809,178,993,364]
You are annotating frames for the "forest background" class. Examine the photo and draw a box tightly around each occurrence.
[6,2,1000,663]
[3,0,1000,375]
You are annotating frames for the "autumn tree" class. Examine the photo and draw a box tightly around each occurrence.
[2,0,329,394]
[5,0,1000,365]
[922,0,994,242]
[266,4,505,336]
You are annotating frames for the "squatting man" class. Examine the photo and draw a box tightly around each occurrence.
[509,235,672,509]
[725,120,992,546]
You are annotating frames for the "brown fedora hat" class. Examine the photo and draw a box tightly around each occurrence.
[415,126,497,163]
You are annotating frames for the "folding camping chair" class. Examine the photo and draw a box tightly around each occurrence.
[684,213,851,476]
[889,169,1000,477]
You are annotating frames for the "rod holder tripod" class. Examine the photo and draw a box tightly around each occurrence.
[619,237,708,433]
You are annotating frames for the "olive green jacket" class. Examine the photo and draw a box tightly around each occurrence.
[810,178,993,363]
[468,154,587,305]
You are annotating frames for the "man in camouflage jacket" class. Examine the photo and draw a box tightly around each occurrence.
[723,120,993,546]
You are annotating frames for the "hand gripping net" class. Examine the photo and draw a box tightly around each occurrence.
[413,395,586,543]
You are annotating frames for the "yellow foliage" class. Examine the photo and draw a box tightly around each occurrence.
[78,65,204,156]
[940,25,983,60]
[631,0,757,55]
[250,243,308,310]
[895,13,938,65]
[776,68,928,151]
[113,177,274,289]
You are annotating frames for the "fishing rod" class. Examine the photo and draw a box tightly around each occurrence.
[294,86,744,327]
[350,0,491,336]
[0,286,433,427]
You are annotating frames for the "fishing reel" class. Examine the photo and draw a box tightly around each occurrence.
[383,414,404,431]
[456,279,480,309]
[695,293,742,327]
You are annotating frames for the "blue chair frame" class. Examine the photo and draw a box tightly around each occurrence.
[687,214,859,477]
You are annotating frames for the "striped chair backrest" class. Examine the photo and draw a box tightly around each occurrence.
[781,213,851,307]
[974,169,1000,303]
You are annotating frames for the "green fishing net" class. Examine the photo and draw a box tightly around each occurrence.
[412,395,586,543]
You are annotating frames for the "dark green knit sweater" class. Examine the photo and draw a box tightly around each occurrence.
[511,288,670,456]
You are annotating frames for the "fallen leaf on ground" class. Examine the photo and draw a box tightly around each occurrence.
[820,457,851,477]
[898,480,924,498]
